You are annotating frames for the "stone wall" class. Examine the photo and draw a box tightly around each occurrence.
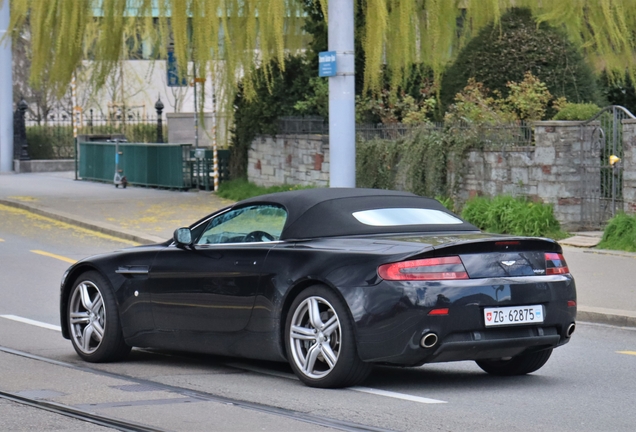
[248,134,329,187]
[461,121,592,230]
[249,121,636,230]
[622,120,636,213]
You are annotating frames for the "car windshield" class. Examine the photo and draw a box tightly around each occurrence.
[352,208,463,226]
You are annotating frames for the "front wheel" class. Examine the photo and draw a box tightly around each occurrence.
[285,285,371,388]
[476,348,553,376]
[67,271,131,362]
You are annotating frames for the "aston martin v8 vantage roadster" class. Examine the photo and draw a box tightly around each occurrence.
[60,188,576,388]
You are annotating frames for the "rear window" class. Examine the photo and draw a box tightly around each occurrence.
[352,208,463,226]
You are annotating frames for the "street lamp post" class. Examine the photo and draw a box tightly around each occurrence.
[328,0,356,188]
[0,1,13,173]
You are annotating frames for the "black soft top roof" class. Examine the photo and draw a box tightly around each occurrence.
[237,188,479,240]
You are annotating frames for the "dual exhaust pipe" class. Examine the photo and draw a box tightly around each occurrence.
[421,323,575,349]
[421,332,438,348]
[566,323,576,338]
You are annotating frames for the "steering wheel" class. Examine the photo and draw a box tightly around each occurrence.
[244,230,275,243]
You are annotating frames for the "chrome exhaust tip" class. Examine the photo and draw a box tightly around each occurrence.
[566,323,576,338]
[421,332,438,348]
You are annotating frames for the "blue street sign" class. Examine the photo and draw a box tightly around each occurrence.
[167,50,187,87]
[319,51,337,77]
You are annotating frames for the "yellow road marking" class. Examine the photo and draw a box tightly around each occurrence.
[30,250,77,264]
[0,238,4,242]
[0,204,138,246]
[617,351,636,356]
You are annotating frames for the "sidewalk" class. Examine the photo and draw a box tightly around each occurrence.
[1,171,635,328]
[0,171,233,244]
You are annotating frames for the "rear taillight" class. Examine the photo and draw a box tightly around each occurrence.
[545,252,569,275]
[378,256,469,281]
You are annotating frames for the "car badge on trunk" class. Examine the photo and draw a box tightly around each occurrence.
[501,260,516,266]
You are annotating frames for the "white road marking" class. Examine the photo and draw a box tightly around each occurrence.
[0,317,448,404]
[0,315,61,332]
[228,362,448,404]
[350,386,447,404]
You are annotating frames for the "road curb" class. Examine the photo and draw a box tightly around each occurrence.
[577,306,636,328]
[0,199,165,245]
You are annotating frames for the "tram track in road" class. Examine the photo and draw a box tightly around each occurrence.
[0,389,167,432]
[0,345,396,432]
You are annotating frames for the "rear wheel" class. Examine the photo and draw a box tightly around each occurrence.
[285,285,371,388]
[67,271,131,362]
[476,348,553,376]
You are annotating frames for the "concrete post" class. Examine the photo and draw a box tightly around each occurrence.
[0,0,13,173]
[328,0,356,187]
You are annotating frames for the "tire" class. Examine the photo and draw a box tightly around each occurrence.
[476,348,553,376]
[284,285,371,388]
[67,271,131,362]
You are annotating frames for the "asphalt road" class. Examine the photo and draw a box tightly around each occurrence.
[1,205,635,431]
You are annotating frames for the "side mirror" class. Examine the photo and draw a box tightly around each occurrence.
[173,227,193,247]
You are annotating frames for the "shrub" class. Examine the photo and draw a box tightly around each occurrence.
[356,125,476,199]
[461,195,563,238]
[25,123,164,160]
[230,55,316,179]
[440,8,601,118]
[598,213,636,252]
[26,125,73,159]
[553,103,602,120]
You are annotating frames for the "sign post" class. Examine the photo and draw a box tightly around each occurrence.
[319,51,337,77]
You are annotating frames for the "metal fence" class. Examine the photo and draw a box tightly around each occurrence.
[277,117,534,147]
[18,102,166,160]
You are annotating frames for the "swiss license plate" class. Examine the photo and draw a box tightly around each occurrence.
[484,305,544,327]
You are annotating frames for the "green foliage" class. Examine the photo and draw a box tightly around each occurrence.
[598,70,636,114]
[230,55,316,179]
[216,178,313,201]
[505,72,553,121]
[444,79,515,124]
[294,78,329,119]
[356,87,437,125]
[461,195,563,238]
[13,0,636,119]
[598,213,636,252]
[25,123,163,160]
[553,103,602,120]
[26,126,73,159]
[440,8,601,118]
[356,125,476,199]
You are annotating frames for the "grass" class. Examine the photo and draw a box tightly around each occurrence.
[216,179,314,201]
[461,195,567,239]
[598,213,636,252]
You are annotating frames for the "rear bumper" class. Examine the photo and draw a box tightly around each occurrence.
[343,274,576,365]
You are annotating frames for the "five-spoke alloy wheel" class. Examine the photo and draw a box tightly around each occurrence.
[285,285,371,388]
[67,271,131,362]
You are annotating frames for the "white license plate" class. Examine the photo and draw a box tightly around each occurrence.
[483,305,544,327]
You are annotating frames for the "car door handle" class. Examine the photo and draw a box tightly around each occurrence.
[116,266,149,275]
[234,260,257,266]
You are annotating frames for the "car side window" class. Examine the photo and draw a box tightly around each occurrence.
[196,205,287,245]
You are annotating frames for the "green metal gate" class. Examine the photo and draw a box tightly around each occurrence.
[578,106,635,228]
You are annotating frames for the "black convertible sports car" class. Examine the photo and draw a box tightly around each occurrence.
[60,188,576,388]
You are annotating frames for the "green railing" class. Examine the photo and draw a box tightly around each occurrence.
[188,149,231,191]
[79,142,230,190]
